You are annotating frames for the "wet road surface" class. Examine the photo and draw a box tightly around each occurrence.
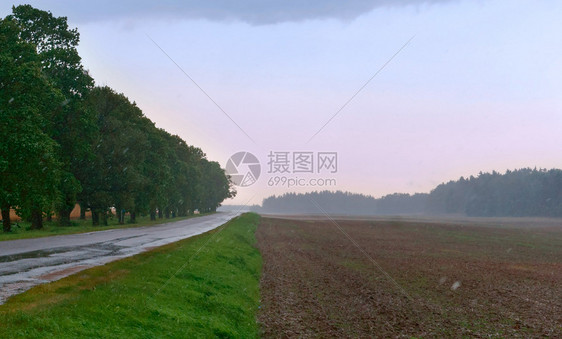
[0,212,240,304]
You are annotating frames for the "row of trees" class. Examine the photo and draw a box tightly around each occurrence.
[426,168,562,217]
[260,168,562,217]
[1,5,235,232]
[261,191,378,215]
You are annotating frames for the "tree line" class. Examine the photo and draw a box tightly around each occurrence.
[260,168,562,217]
[1,5,235,232]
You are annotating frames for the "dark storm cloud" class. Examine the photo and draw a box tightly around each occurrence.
[12,0,451,25]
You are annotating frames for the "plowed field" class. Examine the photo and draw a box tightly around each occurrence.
[257,217,561,338]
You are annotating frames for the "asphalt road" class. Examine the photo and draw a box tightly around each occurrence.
[0,212,240,304]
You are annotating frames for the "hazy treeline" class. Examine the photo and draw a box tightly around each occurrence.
[260,168,562,217]
[0,5,235,232]
[427,168,562,217]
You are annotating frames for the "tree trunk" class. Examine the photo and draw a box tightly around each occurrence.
[58,209,71,226]
[164,208,170,219]
[79,202,86,220]
[177,205,187,217]
[129,211,136,223]
[150,210,156,221]
[92,210,99,226]
[30,209,43,230]
[101,211,108,226]
[171,209,176,218]
[1,205,11,233]
[158,208,163,219]
[115,205,124,224]
[57,193,75,226]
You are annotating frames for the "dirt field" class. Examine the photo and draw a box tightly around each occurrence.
[256,216,562,338]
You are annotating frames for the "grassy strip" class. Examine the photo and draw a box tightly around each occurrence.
[0,213,261,338]
[0,213,214,242]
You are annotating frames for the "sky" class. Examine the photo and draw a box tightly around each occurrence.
[2,0,561,206]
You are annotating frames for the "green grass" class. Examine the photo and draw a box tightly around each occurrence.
[0,213,262,338]
[0,212,214,242]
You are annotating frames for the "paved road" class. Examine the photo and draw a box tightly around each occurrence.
[0,212,240,304]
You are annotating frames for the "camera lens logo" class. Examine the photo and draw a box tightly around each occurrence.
[225,152,261,187]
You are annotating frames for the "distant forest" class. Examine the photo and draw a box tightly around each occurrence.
[258,168,562,217]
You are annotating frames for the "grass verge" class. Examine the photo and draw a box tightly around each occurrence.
[0,213,262,338]
[0,213,214,242]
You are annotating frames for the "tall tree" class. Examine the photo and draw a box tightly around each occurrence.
[82,86,150,225]
[0,18,63,231]
[8,5,95,226]
[197,159,236,213]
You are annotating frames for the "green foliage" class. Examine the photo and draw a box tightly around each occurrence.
[8,4,93,99]
[8,5,95,226]
[1,5,235,231]
[198,159,236,213]
[81,86,236,225]
[0,17,63,230]
[0,213,261,338]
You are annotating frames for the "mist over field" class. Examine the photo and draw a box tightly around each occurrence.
[221,168,562,218]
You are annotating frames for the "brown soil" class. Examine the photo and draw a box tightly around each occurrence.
[256,217,562,338]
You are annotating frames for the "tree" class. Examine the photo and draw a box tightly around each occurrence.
[0,17,63,231]
[197,159,236,213]
[2,6,240,230]
[82,86,154,225]
[8,5,95,226]
[143,128,174,220]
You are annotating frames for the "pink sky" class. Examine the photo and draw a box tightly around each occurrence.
[2,0,561,205]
